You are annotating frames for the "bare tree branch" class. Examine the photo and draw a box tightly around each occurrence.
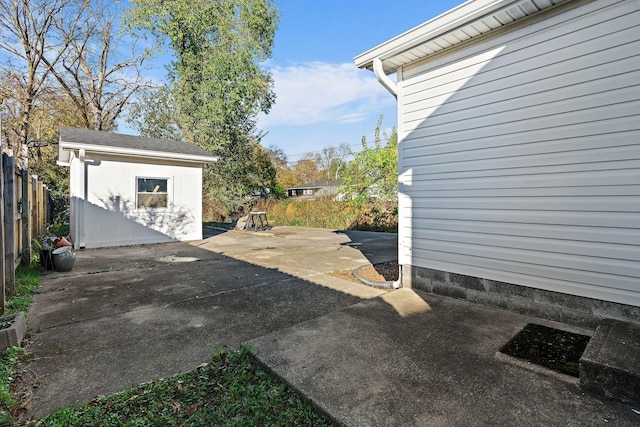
[0,0,87,161]
[47,0,151,131]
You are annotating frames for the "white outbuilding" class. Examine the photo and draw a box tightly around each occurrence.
[58,127,218,249]
[356,0,640,325]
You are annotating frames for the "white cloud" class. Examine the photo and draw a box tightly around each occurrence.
[258,61,395,128]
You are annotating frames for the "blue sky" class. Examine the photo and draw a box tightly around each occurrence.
[254,0,464,162]
[134,0,465,162]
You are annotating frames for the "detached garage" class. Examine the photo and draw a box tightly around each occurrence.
[58,127,218,249]
[356,0,640,325]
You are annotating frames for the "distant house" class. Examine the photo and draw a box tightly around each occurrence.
[286,180,342,200]
[58,127,218,249]
[356,0,640,325]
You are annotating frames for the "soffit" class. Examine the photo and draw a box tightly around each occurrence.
[355,0,569,74]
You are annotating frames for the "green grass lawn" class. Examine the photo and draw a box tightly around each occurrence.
[35,347,331,427]
[0,265,332,426]
[1,264,41,425]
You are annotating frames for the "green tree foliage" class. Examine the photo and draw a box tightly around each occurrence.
[342,116,398,207]
[126,0,279,216]
[126,85,184,141]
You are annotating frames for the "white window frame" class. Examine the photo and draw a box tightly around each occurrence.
[136,177,170,209]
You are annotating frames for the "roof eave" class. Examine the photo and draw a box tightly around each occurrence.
[58,142,219,164]
[354,0,567,74]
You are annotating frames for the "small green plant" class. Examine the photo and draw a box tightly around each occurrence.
[6,265,41,316]
[47,218,70,237]
[0,264,41,425]
[38,346,331,426]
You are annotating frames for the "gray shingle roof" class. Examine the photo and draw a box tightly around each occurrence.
[287,180,342,190]
[59,127,216,159]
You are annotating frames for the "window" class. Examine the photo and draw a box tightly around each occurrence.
[137,178,168,208]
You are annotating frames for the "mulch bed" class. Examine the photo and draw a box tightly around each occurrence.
[358,261,399,282]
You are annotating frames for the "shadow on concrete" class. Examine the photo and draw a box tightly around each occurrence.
[22,228,639,426]
[333,229,398,266]
[24,228,390,420]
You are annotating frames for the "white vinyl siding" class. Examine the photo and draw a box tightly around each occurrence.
[397,0,640,307]
[76,155,203,248]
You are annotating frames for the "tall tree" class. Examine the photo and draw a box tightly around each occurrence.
[266,144,288,171]
[47,0,151,131]
[342,116,398,207]
[126,0,279,216]
[126,84,183,140]
[316,143,351,181]
[0,0,88,162]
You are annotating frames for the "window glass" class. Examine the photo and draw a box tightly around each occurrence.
[137,178,168,208]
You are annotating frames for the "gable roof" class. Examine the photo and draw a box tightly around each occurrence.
[58,127,219,165]
[355,0,568,75]
[286,180,342,190]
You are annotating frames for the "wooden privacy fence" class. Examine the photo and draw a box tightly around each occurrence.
[1,150,51,313]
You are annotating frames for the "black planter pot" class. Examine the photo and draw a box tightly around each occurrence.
[40,250,54,270]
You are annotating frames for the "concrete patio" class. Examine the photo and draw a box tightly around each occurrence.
[21,227,640,425]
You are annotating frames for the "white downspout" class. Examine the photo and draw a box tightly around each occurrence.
[374,57,401,288]
[77,148,86,249]
[373,58,397,99]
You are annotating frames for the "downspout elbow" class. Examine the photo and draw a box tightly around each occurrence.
[373,58,397,99]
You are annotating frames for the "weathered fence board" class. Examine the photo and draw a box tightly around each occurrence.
[0,151,50,313]
[3,153,15,296]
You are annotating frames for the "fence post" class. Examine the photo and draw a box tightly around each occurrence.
[3,153,15,295]
[0,151,4,314]
[21,169,30,265]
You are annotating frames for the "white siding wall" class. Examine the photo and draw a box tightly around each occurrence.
[398,0,640,306]
[72,154,203,248]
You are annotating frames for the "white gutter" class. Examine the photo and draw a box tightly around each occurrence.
[355,0,567,74]
[59,142,219,164]
[373,58,397,98]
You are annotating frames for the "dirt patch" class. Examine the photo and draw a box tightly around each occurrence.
[8,340,40,424]
[272,231,296,238]
[500,323,591,377]
[328,261,399,283]
[327,270,359,283]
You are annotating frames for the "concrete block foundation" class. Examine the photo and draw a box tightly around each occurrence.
[580,319,640,404]
[410,265,640,329]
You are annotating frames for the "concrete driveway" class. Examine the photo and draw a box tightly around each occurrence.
[24,227,395,419]
[22,227,640,425]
